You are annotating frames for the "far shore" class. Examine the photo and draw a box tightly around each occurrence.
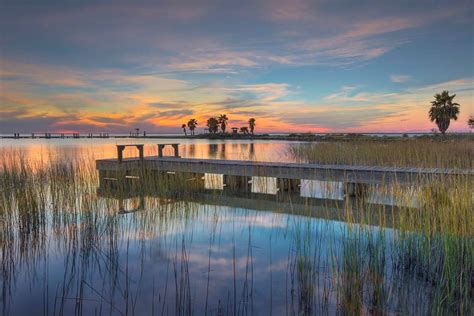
[1,132,472,142]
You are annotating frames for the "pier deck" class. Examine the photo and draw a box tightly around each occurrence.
[96,156,472,185]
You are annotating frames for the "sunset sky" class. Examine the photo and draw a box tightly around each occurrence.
[0,0,473,134]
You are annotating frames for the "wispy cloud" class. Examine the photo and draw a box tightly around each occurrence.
[391,75,411,83]
[224,83,290,102]
[324,86,398,103]
[263,0,316,22]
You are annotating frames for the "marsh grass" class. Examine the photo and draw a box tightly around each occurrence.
[289,137,473,169]
[0,142,472,315]
[290,139,473,314]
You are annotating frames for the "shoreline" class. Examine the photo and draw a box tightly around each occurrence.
[1,132,472,142]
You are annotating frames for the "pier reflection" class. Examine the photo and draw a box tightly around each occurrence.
[98,172,402,228]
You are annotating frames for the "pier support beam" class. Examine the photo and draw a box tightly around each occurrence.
[223,175,252,192]
[345,183,369,198]
[117,144,144,163]
[277,178,301,195]
[158,143,180,158]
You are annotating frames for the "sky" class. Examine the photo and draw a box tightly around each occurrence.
[0,0,473,134]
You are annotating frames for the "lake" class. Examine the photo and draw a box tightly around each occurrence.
[0,138,471,315]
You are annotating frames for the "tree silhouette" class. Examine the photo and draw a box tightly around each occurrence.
[187,119,198,136]
[468,116,474,129]
[181,124,187,136]
[429,91,460,134]
[240,126,249,134]
[248,118,256,134]
[207,117,219,134]
[218,114,229,133]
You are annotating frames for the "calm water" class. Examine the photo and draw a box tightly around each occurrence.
[0,138,295,163]
[0,139,444,315]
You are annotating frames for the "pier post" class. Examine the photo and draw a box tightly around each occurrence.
[277,178,301,195]
[345,183,369,198]
[116,144,145,163]
[158,143,180,158]
[172,144,179,157]
[188,173,205,188]
[137,145,144,161]
[139,195,145,210]
[117,145,124,162]
[223,175,252,192]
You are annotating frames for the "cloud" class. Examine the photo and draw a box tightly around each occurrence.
[0,110,81,133]
[263,0,316,22]
[158,109,194,117]
[279,105,403,130]
[167,50,258,74]
[223,83,290,102]
[208,98,264,109]
[412,78,474,95]
[88,116,129,124]
[124,3,467,73]
[313,78,473,132]
[324,86,398,103]
[1,0,468,76]
[148,101,190,109]
[391,75,411,83]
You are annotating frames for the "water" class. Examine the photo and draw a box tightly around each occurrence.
[0,138,295,163]
[0,138,465,314]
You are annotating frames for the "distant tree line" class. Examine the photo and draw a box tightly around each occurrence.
[181,116,256,136]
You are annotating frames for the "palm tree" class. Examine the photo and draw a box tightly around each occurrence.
[468,116,474,130]
[181,124,187,136]
[187,119,198,136]
[248,118,256,134]
[206,117,219,134]
[218,114,229,133]
[429,91,460,134]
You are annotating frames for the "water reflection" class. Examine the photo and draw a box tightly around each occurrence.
[97,175,398,229]
[0,138,293,165]
[208,143,219,158]
[149,171,418,208]
[0,140,465,315]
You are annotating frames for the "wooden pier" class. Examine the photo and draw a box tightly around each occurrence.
[96,144,473,198]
